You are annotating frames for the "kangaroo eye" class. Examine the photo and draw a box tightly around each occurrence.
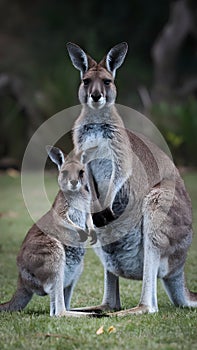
[61,170,68,176]
[79,169,84,178]
[103,79,111,86]
[83,79,91,86]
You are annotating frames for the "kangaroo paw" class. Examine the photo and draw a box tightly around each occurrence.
[78,229,88,242]
[104,207,117,221]
[89,230,97,245]
[93,207,117,227]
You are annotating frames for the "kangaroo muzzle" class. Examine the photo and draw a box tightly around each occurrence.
[91,90,102,102]
[88,91,106,109]
[68,179,81,191]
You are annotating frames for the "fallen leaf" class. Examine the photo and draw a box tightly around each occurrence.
[7,169,20,178]
[0,211,18,218]
[108,326,116,334]
[96,325,104,335]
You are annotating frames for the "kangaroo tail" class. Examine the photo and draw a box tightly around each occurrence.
[162,270,197,308]
[185,290,197,306]
[0,275,33,312]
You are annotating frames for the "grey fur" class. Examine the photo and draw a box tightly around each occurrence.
[68,42,197,315]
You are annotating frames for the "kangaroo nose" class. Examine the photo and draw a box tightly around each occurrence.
[70,180,78,187]
[91,92,102,102]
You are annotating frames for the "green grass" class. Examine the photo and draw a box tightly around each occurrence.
[0,171,197,350]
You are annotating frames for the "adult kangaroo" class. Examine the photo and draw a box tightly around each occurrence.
[67,42,197,315]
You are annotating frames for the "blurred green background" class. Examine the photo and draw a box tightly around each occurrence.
[0,0,197,167]
[0,4,197,348]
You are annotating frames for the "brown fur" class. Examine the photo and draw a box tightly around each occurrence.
[67,42,197,315]
[0,148,96,316]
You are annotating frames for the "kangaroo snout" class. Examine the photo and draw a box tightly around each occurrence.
[91,91,102,102]
[70,179,78,187]
[88,91,105,109]
[69,179,79,189]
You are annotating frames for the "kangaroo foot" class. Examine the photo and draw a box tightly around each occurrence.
[59,310,106,317]
[108,304,158,316]
[70,304,120,314]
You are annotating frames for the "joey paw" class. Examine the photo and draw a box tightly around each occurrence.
[78,229,88,242]
[89,230,97,245]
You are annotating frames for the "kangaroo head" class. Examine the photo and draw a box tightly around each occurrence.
[46,146,96,193]
[67,42,128,110]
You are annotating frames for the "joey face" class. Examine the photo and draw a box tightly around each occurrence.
[47,145,97,196]
[58,161,86,193]
[78,67,117,109]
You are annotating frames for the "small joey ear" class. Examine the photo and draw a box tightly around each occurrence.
[67,42,89,78]
[106,42,128,78]
[80,146,98,164]
[46,145,65,170]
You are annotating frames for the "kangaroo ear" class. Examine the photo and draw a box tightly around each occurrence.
[80,146,98,164]
[105,42,128,78]
[46,145,65,170]
[67,42,89,78]
[67,42,97,78]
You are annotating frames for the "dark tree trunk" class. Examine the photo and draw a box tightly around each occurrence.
[151,0,197,102]
[0,74,43,168]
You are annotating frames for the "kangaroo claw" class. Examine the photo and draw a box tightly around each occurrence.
[89,230,97,245]
[77,229,88,242]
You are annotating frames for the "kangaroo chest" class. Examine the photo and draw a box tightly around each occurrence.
[77,122,116,148]
[74,121,145,279]
[68,207,87,230]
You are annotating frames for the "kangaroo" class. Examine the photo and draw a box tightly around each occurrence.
[46,146,97,246]
[67,42,197,315]
[0,147,97,317]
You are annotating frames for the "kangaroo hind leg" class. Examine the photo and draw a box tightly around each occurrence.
[110,242,160,316]
[110,189,168,317]
[162,269,197,308]
[48,265,66,317]
[71,270,121,313]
